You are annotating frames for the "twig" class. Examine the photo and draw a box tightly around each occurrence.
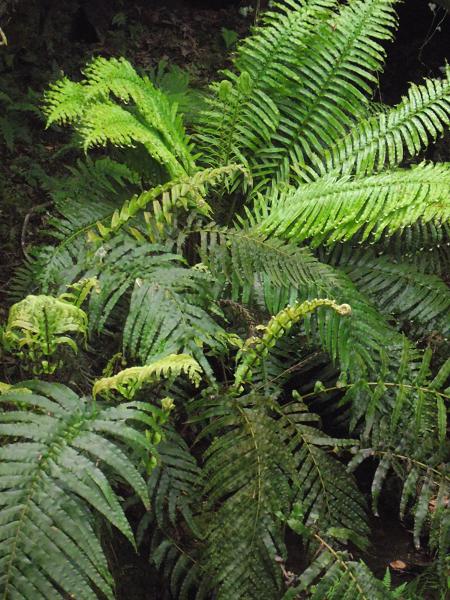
[21,202,51,260]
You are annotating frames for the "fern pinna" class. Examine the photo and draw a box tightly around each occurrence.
[2,0,449,598]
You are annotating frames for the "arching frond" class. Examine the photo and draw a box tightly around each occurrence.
[45,56,195,177]
[234,298,351,389]
[251,164,450,247]
[0,380,157,600]
[93,353,202,398]
[315,66,450,177]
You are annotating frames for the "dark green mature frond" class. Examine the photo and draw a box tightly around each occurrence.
[287,545,394,600]
[194,391,369,599]
[70,236,226,374]
[147,429,202,535]
[251,163,450,247]
[325,247,450,335]
[314,66,450,178]
[254,0,398,185]
[279,400,369,540]
[198,394,291,600]
[0,380,158,600]
[347,349,449,570]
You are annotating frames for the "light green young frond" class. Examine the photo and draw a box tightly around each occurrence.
[44,76,88,126]
[251,163,450,247]
[45,56,196,177]
[234,299,351,389]
[79,102,186,177]
[0,380,157,600]
[3,295,88,373]
[315,66,450,177]
[253,0,398,185]
[93,353,202,398]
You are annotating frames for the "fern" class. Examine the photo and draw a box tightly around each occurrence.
[250,163,450,247]
[326,246,450,334]
[2,294,87,374]
[6,1,450,597]
[45,57,195,177]
[93,353,202,398]
[315,65,450,178]
[0,380,158,599]
[234,298,351,389]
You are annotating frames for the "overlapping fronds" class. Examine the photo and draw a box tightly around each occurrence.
[199,225,336,295]
[314,65,450,178]
[193,391,368,599]
[93,353,202,398]
[234,298,351,389]
[195,0,335,175]
[250,163,450,247]
[346,349,449,575]
[288,545,394,600]
[99,164,244,241]
[327,247,450,334]
[45,56,195,177]
[253,0,398,185]
[0,380,158,600]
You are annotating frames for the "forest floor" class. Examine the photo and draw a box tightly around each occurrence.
[0,1,449,597]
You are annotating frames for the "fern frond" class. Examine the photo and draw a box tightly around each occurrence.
[234,299,351,389]
[346,349,449,564]
[45,56,195,177]
[253,0,398,185]
[288,540,393,600]
[3,295,87,374]
[0,380,157,599]
[199,394,290,599]
[199,226,337,296]
[315,66,450,177]
[102,164,244,240]
[325,247,450,335]
[252,163,450,247]
[93,353,202,398]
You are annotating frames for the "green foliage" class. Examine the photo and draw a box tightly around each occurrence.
[1,294,87,374]
[0,380,160,599]
[4,0,450,597]
[93,353,202,399]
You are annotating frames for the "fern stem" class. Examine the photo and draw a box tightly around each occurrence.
[311,532,369,599]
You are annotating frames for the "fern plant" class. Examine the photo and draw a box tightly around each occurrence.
[0,380,158,599]
[5,0,450,598]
